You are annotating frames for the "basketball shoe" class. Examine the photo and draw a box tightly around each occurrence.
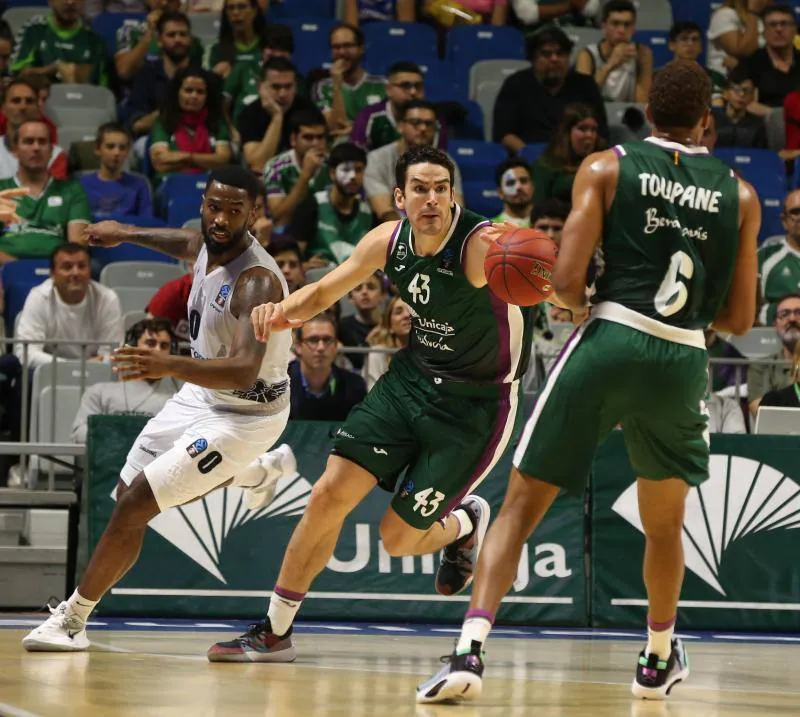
[435,495,490,595]
[416,641,484,704]
[207,617,296,663]
[245,444,297,510]
[631,637,690,699]
[22,601,89,652]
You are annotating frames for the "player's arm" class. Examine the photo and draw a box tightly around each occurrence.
[113,266,281,389]
[463,221,522,288]
[251,221,395,340]
[711,178,760,336]
[552,149,617,312]
[83,221,204,261]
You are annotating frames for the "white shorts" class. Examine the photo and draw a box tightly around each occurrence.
[120,391,289,511]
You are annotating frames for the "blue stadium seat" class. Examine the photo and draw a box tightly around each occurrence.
[363,22,439,75]
[463,181,503,218]
[449,141,507,183]
[420,60,464,104]
[91,12,145,56]
[450,99,485,141]
[269,0,335,19]
[446,25,526,92]
[1,260,50,337]
[91,243,178,269]
[520,143,547,165]
[167,195,204,228]
[155,173,208,219]
[636,30,671,69]
[285,18,337,74]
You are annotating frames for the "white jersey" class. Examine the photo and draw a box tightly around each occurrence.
[181,234,292,414]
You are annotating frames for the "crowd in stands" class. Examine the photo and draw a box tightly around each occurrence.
[2,0,800,486]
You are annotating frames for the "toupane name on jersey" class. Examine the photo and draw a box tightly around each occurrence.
[638,172,722,213]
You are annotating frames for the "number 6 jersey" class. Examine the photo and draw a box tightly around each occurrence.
[384,204,534,385]
[593,137,740,330]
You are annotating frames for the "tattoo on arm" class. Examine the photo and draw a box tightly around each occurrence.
[127,227,204,261]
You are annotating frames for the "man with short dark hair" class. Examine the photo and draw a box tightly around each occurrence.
[492,158,534,227]
[667,21,726,105]
[14,243,123,369]
[531,198,569,244]
[237,58,321,173]
[493,26,607,150]
[0,120,90,262]
[712,65,767,148]
[264,110,330,228]
[270,237,306,292]
[288,313,367,421]
[758,189,800,324]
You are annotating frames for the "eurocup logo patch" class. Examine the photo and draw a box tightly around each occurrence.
[214,284,231,307]
[398,478,415,499]
[186,438,208,458]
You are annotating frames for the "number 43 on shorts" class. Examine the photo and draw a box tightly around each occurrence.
[413,487,445,518]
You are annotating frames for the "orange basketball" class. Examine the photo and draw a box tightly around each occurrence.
[484,228,558,306]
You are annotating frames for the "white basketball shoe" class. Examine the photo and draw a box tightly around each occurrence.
[22,601,89,652]
[245,444,297,510]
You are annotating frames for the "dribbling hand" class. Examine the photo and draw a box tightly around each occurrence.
[251,302,302,342]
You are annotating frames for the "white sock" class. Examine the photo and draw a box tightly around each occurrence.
[451,509,473,540]
[267,588,304,636]
[646,624,675,660]
[456,616,492,653]
[65,589,98,624]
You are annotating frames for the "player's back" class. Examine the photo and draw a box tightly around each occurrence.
[593,137,740,330]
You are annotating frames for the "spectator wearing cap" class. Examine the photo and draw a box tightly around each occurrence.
[493,26,607,151]
[712,65,767,149]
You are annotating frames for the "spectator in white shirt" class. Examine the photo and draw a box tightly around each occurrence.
[706,0,768,76]
[14,243,123,370]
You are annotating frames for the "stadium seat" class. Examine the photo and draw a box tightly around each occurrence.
[633,0,672,30]
[363,22,439,75]
[565,27,603,62]
[468,59,530,101]
[463,181,503,218]
[45,84,117,132]
[715,149,786,192]
[605,101,649,143]
[91,12,145,55]
[447,25,526,91]
[727,327,782,359]
[157,173,208,220]
[1,260,50,337]
[765,108,786,152]
[269,0,335,19]
[420,60,465,104]
[167,195,204,228]
[100,261,185,292]
[475,80,502,142]
[57,126,102,152]
[91,242,178,269]
[636,30,671,69]
[306,266,335,283]
[123,310,149,332]
[285,18,337,74]
[449,140,507,182]
[114,286,160,315]
[520,143,547,165]
[450,99,485,141]
[3,7,44,36]
[187,13,221,44]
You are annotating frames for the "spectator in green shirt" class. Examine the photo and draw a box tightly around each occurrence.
[205,0,269,80]
[149,68,233,183]
[491,157,534,228]
[10,0,109,86]
[0,119,91,262]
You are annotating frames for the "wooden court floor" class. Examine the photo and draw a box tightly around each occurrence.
[1,621,798,717]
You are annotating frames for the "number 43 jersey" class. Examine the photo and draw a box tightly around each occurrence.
[593,137,740,330]
[385,204,535,385]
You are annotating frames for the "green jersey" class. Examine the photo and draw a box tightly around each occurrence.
[593,137,740,330]
[264,149,330,199]
[203,39,261,72]
[306,189,373,264]
[312,72,386,121]
[758,237,800,324]
[385,204,534,384]
[115,20,204,68]
[0,177,91,259]
[11,13,109,86]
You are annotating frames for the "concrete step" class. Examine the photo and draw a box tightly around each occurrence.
[0,510,24,546]
[0,546,66,608]
[23,509,68,547]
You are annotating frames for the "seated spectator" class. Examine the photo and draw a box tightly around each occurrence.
[312,24,386,136]
[759,190,800,324]
[338,271,387,370]
[363,296,411,390]
[305,143,373,266]
[115,0,204,81]
[352,61,447,153]
[0,120,90,262]
[492,158,534,227]
[14,243,123,370]
[289,313,367,420]
[70,317,177,442]
[237,58,321,173]
[493,27,607,151]
[226,25,302,125]
[707,0,765,77]
[509,0,599,35]
[149,68,232,183]
[146,268,192,341]
[251,185,272,248]
[204,0,268,79]
[706,329,747,392]
[0,80,67,180]
[532,102,604,206]
[707,392,747,433]
[575,0,652,103]
[264,111,329,228]
[79,123,153,219]
[270,237,306,292]
[742,4,800,115]
[128,11,200,139]
[668,21,727,106]
[364,100,464,222]
[712,65,767,148]
[748,293,800,416]
[531,198,568,244]
[760,341,800,408]
[10,0,108,86]
[344,0,416,24]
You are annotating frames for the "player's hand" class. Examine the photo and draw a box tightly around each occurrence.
[301,148,326,178]
[251,302,302,342]
[0,187,29,225]
[480,222,518,243]
[111,346,174,381]
[83,220,127,248]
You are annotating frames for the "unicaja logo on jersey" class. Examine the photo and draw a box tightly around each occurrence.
[612,454,800,596]
[214,284,231,308]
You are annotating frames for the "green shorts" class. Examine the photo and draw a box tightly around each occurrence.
[514,318,710,493]
[332,353,520,529]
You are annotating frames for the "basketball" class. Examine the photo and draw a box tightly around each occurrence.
[484,228,558,306]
